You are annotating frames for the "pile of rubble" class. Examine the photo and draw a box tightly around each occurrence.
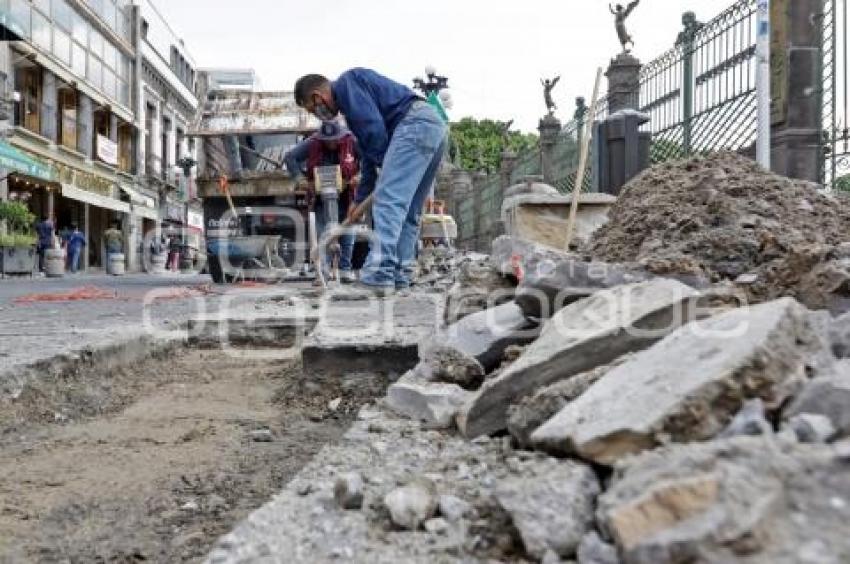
[587,152,850,313]
[375,154,850,563]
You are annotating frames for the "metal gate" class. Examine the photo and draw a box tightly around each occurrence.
[823,0,850,190]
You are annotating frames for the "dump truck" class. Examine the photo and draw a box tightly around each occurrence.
[189,76,320,283]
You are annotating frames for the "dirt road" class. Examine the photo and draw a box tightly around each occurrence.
[0,347,384,563]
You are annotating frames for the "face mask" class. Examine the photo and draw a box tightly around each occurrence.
[313,98,336,120]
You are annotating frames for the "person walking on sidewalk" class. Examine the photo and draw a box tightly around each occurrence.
[103,221,123,263]
[35,215,54,273]
[294,68,448,294]
[284,121,361,284]
[66,224,86,274]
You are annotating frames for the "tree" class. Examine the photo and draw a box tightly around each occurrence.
[450,118,538,172]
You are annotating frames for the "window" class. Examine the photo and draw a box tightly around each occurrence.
[87,56,102,88]
[72,42,86,76]
[33,0,50,15]
[9,0,31,40]
[103,68,116,99]
[17,68,41,133]
[71,12,88,44]
[118,78,129,106]
[119,55,131,81]
[32,10,51,50]
[58,89,77,150]
[51,0,73,31]
[53,29,71,66]
[118,122,133,173]
[89,29,104,59]
[103,2,117,32]
[103,42,117,71]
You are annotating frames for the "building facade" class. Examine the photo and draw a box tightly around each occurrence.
[0,0,200,272]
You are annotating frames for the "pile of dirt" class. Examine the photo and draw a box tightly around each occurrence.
[588,152,850,310]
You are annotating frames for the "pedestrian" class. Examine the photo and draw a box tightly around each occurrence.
[168,233,181,271]
[103,221,123,258]
[284,121,361,284]
[66,224,86,274]
[35,215,54,272]
[294,68,448,294]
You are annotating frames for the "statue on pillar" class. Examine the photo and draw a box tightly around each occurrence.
[574,97,588,122]
[541,76,561,115]
[610,1,640,53]
[499,120,514,143]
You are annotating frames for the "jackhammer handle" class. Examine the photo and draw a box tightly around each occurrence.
[342,192,375,227]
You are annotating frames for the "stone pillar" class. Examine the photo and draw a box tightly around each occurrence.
[472,171,487,251]
[449,169,473,244]
[497,149,517,236]
[769,0,823,182]
[77,92,94,159]
[606,52,642,114]
[41,69,57,142]
[538,114,561,185]
[83,203,90,271]
[149,100,161,175]
[166,112,177,174]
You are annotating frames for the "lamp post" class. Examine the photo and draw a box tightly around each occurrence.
[413,66,449,96]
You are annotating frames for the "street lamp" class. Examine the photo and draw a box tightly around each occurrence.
[413,66,449,96]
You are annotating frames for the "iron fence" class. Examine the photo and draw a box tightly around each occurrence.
[823,0,849,190]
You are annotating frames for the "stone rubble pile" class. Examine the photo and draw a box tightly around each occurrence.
[375,154,850,563]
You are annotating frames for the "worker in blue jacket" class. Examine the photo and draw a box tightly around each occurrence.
[294,68,447,294]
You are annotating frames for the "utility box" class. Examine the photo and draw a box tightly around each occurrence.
[594,110,651,196]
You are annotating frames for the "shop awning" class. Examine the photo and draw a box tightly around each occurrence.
[62,184,131,214]
[0,141,54,182]
[119,183,156,208]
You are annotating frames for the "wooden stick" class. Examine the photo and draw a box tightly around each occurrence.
[564,67,603,252]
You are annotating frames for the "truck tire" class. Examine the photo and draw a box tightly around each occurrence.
[208,255,226,284]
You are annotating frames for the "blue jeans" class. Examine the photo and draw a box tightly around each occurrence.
[360,101,447,287]
[68,247,81,273]
[315,201,355,271]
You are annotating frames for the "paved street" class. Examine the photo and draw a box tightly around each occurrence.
[0,272,301,389]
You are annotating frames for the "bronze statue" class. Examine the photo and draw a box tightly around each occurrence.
[541,76,561,115]
[500,120,514,142]
[610,1,640,52]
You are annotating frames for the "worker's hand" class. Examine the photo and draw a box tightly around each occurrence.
[346,201,359,224]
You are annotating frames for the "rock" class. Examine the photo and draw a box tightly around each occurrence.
[785,363,850,438]
[786,413,837,443]
[438,494,473,522]
[333,472,364,510]
[577,532,619,564]
[435,301,539,373]
[597,437,850,563]
[829,311,850,358]
[491,235,575,278]
[444,255,516,323]
[718,398,772,438]
[459,279,700,439]
[507,358,629,448]
[494,457,599,560]
[384,478,438,531]
[328,397,342,412]
[249,429,273,443]
[385,371,473,428]
[423,517,449,535]
[417,344,485,389]
[515,257,650,319]
[532,298,827,464]
[541,549,565,564]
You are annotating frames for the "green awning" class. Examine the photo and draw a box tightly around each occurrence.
[0,141,54,182]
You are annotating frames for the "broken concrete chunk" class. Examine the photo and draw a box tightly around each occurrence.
[786,413,837,443]
[494,457,600,560]
[718,398,773,438]
[383,478,438,531]
[577,531,620,564]
[434,301,539,373]
[515,257,650,319]
[786,363,850,439]
[507,357,631,448]
[597,437,850,563]
[333,472,364,510]
[459,279,700,439]
[829,311,850,358]
[385,371,472,429]
[438,494,473,522]
[532,298,825,464]
[491,235,575,278]
[417,344,485,389]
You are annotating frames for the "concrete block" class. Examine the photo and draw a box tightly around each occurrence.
[786,361,850,438]
[385,371,473,428]
[458,279,699,439]
[532,298,826,464]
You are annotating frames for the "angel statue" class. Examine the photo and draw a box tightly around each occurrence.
[541,76,561,115]
[610,1,640,53]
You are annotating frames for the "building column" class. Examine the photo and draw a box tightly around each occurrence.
[449,169,473,244]
[472,171,487,251]
[77,92,94,159]
[538,114,562,185]
[83,203,90,271]
[769,0,824,182]
[149,100,161,174]
[166,111,177,175]
[41,69,58,143]
[108,112,118,143]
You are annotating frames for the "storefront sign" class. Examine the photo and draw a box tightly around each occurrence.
[96,135,118,166]
[62,183,130,214]
[187,210,204,229]
[0,141,54,181]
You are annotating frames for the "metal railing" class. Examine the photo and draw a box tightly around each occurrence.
[823,0,849,190]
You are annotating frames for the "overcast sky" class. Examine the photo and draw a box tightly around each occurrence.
[161,0,734,133]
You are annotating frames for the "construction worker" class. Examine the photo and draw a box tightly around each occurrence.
[284,121,360,283]
[294,68,448,294]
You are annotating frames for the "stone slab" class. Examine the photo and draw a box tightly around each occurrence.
[458,279,700,439]
[532,298,828,464]
[385,371,473,428]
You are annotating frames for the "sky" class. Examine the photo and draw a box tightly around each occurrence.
[160,0,735,133]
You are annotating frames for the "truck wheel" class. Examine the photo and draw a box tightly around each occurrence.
[208,256,226,284]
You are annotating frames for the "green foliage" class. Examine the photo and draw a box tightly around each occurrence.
[0,201,36,237]
[0,233,36,247]
[450,118,538,173]
[835,173,850,192]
